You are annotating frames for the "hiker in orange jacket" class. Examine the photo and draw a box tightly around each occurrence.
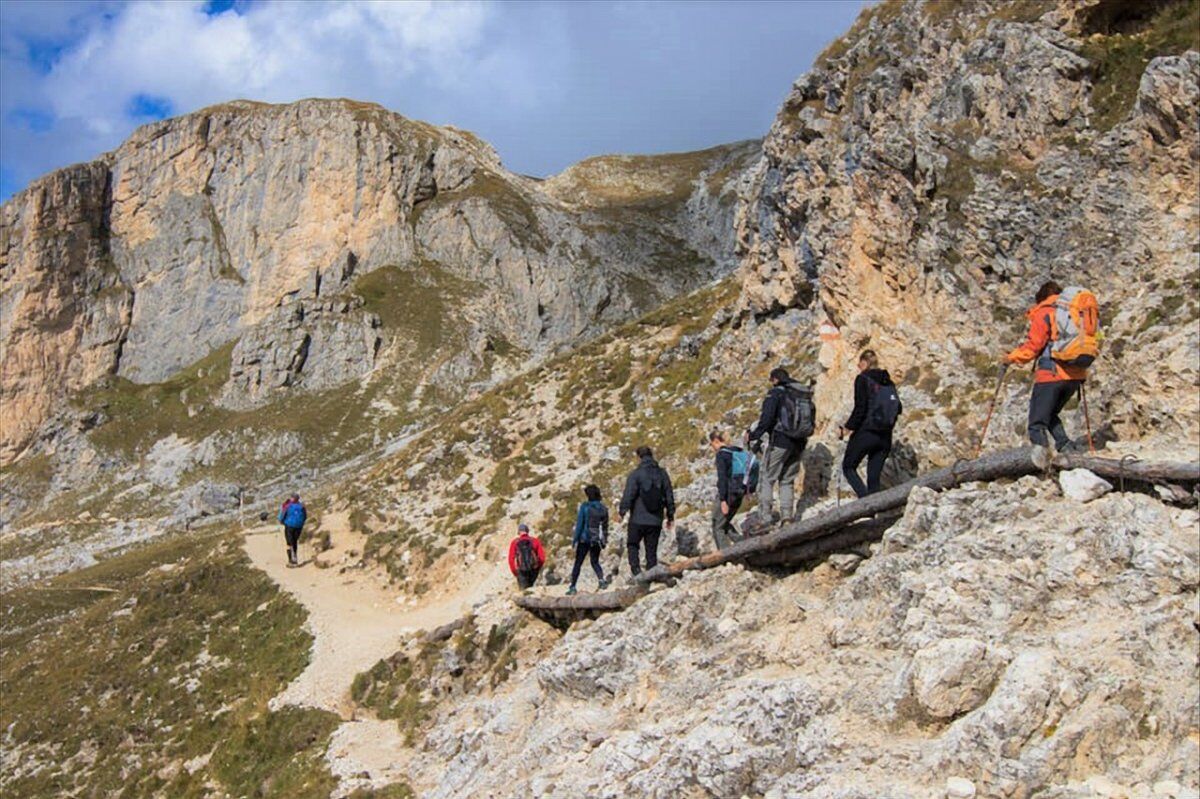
[1003,280,1086,452]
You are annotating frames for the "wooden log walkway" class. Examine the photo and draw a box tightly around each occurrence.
[514,446,1198,623]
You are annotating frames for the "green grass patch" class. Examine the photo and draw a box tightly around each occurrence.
[1,531,339,798]
[1080,0,1200,132]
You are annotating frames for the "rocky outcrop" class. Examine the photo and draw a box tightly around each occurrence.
[400,478,1198,798]
[0,100,756,463]
[735,0,1200,460]
[220,298,381,410]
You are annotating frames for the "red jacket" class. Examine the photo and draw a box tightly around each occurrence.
[1005,295,1087,384]
[507,533,546,574]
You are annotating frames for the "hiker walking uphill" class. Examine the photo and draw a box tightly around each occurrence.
[618,446,675,577]
[748,367,815,523]
[709,430,757,550]
[279,493,307,567]
[1003,280,1098,452]
[508,523,546,590]
[840,351,902,498]
[567,484,612,595]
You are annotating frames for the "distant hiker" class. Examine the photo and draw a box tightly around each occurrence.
[1003,280,1097,452]
[748,367,816,523]
[618,446,675,577]
[507,523,546,590]
[567,484,612,595]
[278,493,307,567]
[709,430,757,550]
[840,351,902,498]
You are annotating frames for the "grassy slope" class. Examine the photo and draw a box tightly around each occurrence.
[0,532,341,798]
[341,276,821,589]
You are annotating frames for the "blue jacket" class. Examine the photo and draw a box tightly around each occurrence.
[573,501,609,547]
[280,501,307,529]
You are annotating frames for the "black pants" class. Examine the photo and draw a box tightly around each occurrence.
[570,543,604,587]
[842,430,891,498]
[627,523,661,575]
[1028,380,1081,449]
[516,568,540,589]
[284,525,302,563]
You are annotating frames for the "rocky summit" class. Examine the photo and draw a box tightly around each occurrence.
[1,1,1198,799]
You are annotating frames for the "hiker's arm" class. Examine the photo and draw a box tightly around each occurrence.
[844,374,868,431]
[664,473,676,524]
[507,541,517,574]
[748,391,778,442]
[619,473,637,518]
[573,505,586,545]
[534,539,546,567]
[1006,313,1049,365]
[716,453,730,503]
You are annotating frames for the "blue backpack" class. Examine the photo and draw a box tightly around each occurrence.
[725,448,760,496]
[280,502,307,529]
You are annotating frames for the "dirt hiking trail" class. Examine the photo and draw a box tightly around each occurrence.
[243,511,510,718]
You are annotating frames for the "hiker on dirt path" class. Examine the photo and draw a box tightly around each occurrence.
[618,446,675,577]
[507,523,546,590]
[748,367,815,523]
[567,484,612,595]
[279,493,307,567]
[840,351,902,498]
[1003,280,1091,452]
[710,430,756,550]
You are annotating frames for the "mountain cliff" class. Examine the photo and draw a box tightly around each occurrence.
[0,99,756,465]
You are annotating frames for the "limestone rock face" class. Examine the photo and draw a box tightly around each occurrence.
[0,100,756,463]
[0,162,131,466]
[220,298,382,410]
[735,1,1200,462]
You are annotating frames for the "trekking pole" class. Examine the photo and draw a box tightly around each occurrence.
[1080,383,1097,454]
[835,431,844,508]
[975,363,1009,458]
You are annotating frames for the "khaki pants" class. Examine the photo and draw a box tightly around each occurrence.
[760,442,803,520]
[711,496,743,550]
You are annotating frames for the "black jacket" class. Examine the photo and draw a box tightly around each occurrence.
[714,446,745,504]
[844,369,902,432]
[619,456,675,526]
[749,380,802,449]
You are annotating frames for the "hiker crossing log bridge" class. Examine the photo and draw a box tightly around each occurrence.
[514,446,1199,624]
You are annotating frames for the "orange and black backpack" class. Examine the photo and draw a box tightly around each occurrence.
[1048,287,1101,369]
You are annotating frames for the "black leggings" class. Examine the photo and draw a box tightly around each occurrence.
[284,526,302,563]
[570,543,604,586]
[1028,380,1081,449]
[842,430,891,498]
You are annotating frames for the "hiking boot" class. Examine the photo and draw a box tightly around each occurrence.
[1059,440,1086,454]
[565,585,577,596]
[598,577,611,590]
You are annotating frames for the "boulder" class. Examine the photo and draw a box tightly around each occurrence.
[1059,469,1113,503]
[911,637,1002,719]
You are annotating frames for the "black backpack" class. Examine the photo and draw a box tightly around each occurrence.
[864,378,901,431]
[639,468,667,515]
[584,502,609,547]
[515,537,538,572]
[775,384,816,440]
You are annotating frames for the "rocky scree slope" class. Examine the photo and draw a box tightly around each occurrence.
[0,100,756,544]
[370,477,1198,798]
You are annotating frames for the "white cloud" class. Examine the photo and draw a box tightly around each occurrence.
[42,1,503,132]
[2,0,561,193]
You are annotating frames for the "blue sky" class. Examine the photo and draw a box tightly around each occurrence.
[0,0,866,201]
